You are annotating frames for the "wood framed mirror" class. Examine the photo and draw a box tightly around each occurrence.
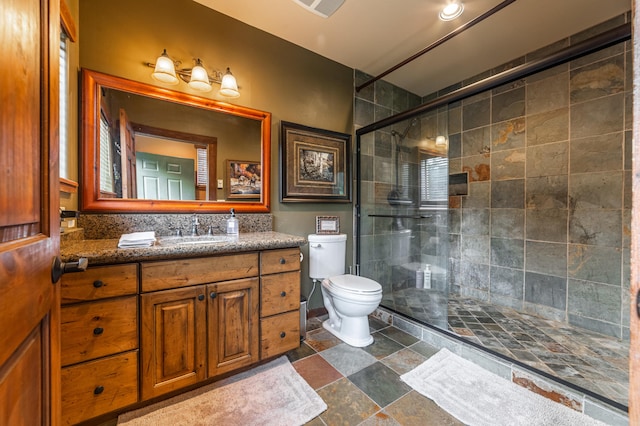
[80,69,271,213]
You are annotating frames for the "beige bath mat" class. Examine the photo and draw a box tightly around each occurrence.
[400,348,607,426]
[118,356,326,426]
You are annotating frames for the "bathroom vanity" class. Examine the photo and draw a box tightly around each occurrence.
[59,232,304,425]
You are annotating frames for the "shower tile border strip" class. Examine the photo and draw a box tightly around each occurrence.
[372,307,629,426]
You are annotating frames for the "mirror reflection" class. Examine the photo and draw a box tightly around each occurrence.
[81,69,271,213]
[99,87,261,201]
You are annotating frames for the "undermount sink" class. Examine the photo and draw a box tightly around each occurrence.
[158,235,236,246]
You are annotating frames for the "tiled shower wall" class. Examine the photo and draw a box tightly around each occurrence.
[355,14,631,340]
[355,71,424,291]
[445,15,632,339]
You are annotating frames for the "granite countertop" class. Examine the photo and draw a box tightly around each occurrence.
[60,231,307,265]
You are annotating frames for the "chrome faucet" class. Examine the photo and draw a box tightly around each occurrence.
[190,214,199,236]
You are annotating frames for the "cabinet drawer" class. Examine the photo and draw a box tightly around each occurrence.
[261,271,300,317]
[141,253,259,292]
[61,350,138,426]
[61,296,138,366]
[260,310,300,359]
[260,248,300,275]
[61,264,138,304]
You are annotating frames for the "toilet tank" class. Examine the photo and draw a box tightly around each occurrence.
[308,234,347,280]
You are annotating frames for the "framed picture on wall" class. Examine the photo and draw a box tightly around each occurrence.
[316,216,340,234]
[226,160,261,199]
[280,121,351,203]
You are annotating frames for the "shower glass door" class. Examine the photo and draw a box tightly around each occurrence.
[357,110,450,330]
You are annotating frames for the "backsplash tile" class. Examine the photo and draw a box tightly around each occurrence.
[78,213,272,239]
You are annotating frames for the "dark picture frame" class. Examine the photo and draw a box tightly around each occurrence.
[226,160,261,199]
[280,121,351,202]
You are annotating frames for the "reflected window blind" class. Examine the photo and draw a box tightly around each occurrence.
[399,162,409,199]
[59,32,69,179]
[196,147,208,186]
[99,114,113,192]
[420,156,448,204]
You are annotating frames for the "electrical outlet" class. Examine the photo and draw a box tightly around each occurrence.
[217,179,223,189]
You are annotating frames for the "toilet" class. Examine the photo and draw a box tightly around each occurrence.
[308,234,382,347]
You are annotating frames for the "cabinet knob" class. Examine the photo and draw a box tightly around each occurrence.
[198,294,205,301]
[279,258,285,264]
[280,331,286,338]
[93,280,103,288]
[94,386,104,395]
[210,292,217,299]
[280,291,287,297]
[93,327,104,335]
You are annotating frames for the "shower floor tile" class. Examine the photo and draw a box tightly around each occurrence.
[381,291,629,408]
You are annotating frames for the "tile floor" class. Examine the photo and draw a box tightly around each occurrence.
[99,312,623,426]
[381,290,629,408]
[288,316,465,425]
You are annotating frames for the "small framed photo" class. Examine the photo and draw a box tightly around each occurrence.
[316,216,340,234]
[226,160,261,199]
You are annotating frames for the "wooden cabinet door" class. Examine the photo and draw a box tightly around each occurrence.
[0,0,61,424]
[140,286,207,400]
[207,278,259,377]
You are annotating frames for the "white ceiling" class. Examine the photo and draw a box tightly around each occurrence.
[194,0,630,96]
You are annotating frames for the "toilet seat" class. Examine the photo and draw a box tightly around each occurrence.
[325,274,382,295]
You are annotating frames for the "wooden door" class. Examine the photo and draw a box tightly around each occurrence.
[207,278,259,377]
[0,0,61,424]
[140,286,207,400]
[119,108,137,198]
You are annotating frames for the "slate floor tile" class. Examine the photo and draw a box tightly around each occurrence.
[348,362,412,407]
[320,343,378,376]
[293,353,343,390]
[316,377,381,425]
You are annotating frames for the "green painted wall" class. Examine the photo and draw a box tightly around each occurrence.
[78,0,355,309]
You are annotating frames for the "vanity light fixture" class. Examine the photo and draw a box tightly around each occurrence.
[439,1,464,21]
[147,49,240,98]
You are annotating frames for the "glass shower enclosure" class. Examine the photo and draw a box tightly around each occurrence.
[356,108,451,330]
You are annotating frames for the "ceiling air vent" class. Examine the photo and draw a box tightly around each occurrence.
[291,0,345,18]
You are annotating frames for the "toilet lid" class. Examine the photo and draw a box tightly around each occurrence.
[327,274,381,294]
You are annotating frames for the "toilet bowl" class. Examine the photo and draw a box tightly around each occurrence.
[308,233,383,347]
[321,274,382,347]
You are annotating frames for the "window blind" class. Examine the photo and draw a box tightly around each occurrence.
[420,155,448,207]
[99,114,114,192]
[196,147,208,186]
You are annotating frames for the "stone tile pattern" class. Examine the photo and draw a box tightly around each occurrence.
[445,15,631,340]
[295,314,628,425]
[447,295,629,407]
[291,316,465,425]
[355,69,450,298]
[78,213,273,239]
[375,309,629,426]
[356,15,631,340]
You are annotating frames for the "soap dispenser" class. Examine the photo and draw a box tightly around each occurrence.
[226,208,239,234]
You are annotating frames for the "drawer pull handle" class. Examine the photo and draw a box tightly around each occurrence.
[280,291,287,297]
[94,386,104,395]
[280,331,286,338]
[93,280,103,288]
[198,294,205,301]
[210,292,217,299]
[279,258,286,264]
[93,327,104,335]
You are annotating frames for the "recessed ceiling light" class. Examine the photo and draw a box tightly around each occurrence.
[439,1,464,21]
